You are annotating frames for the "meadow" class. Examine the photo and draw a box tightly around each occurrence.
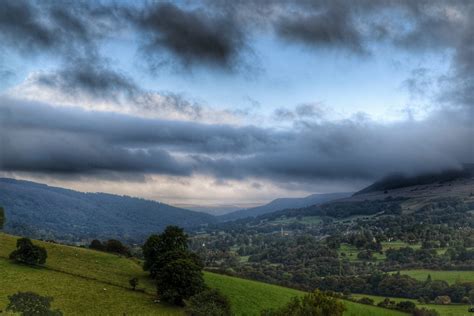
[398,269,474,284]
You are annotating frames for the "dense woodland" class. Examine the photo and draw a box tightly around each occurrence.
[189,195,474,305]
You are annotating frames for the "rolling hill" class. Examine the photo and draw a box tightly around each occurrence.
[0,178,215,242]
[219,192,352,221]
[0,233,404,315]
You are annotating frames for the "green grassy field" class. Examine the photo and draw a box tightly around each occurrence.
[0,233,403,315]
[204,272,405,316]
[0,258,180,315]
[398,269,474,284]
[351,293,471,316]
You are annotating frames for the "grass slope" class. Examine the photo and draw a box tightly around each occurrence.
[0,233,402,315]
[0,233,181,315]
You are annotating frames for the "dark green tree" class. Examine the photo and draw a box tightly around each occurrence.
[89,239,105,251]
[0,206,5,229]
[105,239,130,256]
[143,226,189,277]
[9,238,47,265]
[156,258,204,305]
[7,291,62,316]
[144,226,205,305]
[185,288,233,316]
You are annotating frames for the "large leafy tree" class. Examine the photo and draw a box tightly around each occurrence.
[144,226,204,305]
[143,226,189,277]
[9,238,47,265]
[7,291,62,316]
[156,258,205,305]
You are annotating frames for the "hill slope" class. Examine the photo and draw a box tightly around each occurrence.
[354,165,473,195]
[0,178,215,242]
[220,192,352,221]
[0,233,403,316]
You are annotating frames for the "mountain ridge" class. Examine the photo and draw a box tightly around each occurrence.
[0,177,215,242]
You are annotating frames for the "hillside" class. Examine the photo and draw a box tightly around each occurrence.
[0,233,404,315]
[0,178,215,242]
[219,192,352,221]
[239,173,474,224]
[354,165,473,195]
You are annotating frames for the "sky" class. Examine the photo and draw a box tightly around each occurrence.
[0,0,472,208]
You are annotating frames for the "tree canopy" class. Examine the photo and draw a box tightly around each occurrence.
[9,238,47,265]
[144,226,205,305]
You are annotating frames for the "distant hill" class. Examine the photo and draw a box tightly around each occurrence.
[0,178,215,242]
[354,165,473,195]
[219,192,352,221]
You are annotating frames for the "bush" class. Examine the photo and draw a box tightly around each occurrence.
[7,291,62,316]
[9,238,47,265]
[357,297,374,305]
[396,300,416,312]
[186,288,233,316]
[261,290,345,316]
[129,277,139,290]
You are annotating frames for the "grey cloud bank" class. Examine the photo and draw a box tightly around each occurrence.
[0,98,470,185]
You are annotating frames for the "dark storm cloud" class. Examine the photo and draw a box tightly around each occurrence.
[35,60,138,101]
[0,0,119,58]
[1,0,471,73]
[131,2,245,69]
[275,3,366,54]
[31,61,203,118]
[0,98,470,182]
